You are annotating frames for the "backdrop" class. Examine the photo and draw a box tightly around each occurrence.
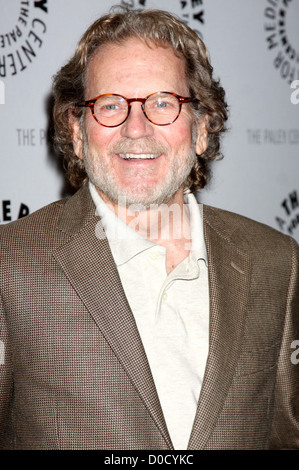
[1,0,298,243]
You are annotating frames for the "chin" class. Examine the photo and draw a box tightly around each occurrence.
[88,165,187,209]
[116,185,181,209]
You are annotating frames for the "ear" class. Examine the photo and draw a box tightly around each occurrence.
[195,116,208,155]
[69,110,84,160]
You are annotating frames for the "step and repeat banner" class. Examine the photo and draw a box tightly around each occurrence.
[0,0,298,242]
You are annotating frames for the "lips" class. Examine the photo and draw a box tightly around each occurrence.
[111,138,167,162]
[118,153,161,160]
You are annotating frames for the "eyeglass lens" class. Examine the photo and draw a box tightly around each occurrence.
[93,92,181,126]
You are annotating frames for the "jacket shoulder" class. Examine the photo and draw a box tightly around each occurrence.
[0,198,68,240]
[203,204,298,254]
[0,185,95,255]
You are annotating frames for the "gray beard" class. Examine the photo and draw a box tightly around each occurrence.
[82,127,197,209]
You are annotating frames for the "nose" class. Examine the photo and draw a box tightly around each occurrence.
[120,102,154,139]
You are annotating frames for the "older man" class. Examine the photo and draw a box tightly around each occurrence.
[0,8,298,450]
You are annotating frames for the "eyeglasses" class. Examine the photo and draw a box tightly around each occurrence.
[75,91,197,127]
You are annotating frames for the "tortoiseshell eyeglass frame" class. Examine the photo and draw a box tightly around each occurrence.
[75,91,198,127]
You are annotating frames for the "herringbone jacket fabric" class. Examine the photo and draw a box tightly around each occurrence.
[0,184,298,449]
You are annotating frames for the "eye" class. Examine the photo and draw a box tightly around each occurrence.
[148,94,178,112]
[104,104,119,111]
[156,101,168,108]
[95,96,127,117]
[153,99,177,114]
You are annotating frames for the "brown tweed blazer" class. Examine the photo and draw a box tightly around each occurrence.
[0,184,298,450]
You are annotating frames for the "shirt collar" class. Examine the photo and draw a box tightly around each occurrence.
[89,181,208,267]
[186,190,208,265]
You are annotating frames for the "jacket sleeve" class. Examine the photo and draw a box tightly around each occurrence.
[0,292,13,448]
[269,237,299,449]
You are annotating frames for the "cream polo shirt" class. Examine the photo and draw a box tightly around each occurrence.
[89,182,209,450]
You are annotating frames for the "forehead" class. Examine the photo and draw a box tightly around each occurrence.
[86,37,188,96]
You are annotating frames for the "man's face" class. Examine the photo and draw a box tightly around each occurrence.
[72,37,207,208]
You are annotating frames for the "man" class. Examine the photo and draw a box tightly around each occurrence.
[0,8,298,450]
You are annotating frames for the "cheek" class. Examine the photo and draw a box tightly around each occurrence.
[85,122,113,155]
[168,124,194,153]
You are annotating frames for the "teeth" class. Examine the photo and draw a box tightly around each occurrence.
[118,153,160,160]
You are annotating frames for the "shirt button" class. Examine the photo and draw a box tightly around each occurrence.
[162,292,168,302]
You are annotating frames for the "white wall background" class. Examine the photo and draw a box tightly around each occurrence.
[1,0,298,242]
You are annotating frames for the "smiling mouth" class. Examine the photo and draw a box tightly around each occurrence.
[118,153,161,161]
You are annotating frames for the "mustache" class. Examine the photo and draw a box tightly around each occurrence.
[109,138,169,155]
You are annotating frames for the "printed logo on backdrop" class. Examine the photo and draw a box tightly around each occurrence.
[178,0,205,38]
[0,200,30,223]
[264,0,299,85]
[0,0,48,78]
[121,0,205,38]
[276,189,299,238]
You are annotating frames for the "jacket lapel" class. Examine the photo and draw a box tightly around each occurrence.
[188,205,252,449]
[53,185,172,448]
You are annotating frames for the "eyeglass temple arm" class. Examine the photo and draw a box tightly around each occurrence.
[75,100,96,108]
[178,97,198,104]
